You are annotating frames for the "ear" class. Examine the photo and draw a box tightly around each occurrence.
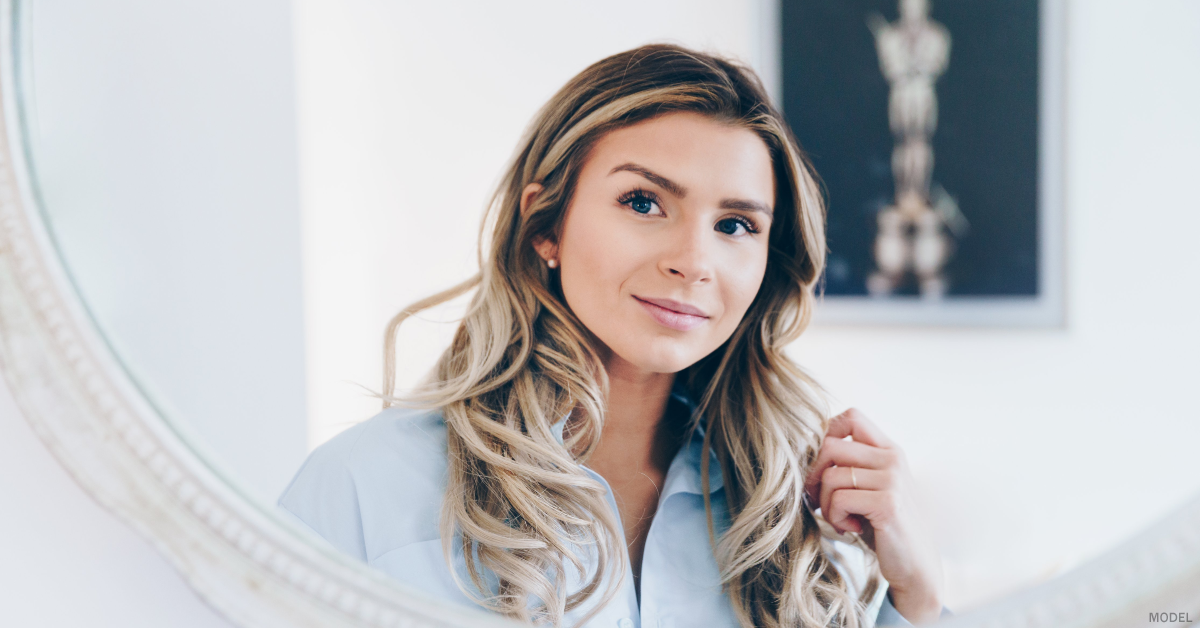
[532,235,558,266]
[519,182,544,218]
[521,182,559,265]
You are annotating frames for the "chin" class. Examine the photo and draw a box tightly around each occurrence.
[617,336,703,374]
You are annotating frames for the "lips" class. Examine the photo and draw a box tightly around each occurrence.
[633,296,710,332]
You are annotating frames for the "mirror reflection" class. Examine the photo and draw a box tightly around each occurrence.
[22,0,1200,626]
[25,0,307,500]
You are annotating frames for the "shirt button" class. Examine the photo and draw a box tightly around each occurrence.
[617,619,634,628]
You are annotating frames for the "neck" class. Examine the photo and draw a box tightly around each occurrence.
[601,350,676,442]
[582,346,690,481]
[586,347,691,602]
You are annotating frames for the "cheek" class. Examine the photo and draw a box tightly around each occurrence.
[714,249,770,332]
[556,203,645,320]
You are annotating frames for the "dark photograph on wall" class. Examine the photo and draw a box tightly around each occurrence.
[781,0,1063,325]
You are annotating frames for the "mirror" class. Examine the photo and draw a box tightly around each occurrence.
[22,0,308,505]
[10,0,1200,625]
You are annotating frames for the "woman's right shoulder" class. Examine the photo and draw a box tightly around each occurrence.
[294,404,450,478]
[276,405,452,562]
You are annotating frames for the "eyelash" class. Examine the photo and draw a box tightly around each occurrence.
[616,187,762,236]
[617,187,663,215]
[719,214,761,236]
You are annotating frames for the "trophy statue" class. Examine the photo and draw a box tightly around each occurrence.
[867,0,966,298]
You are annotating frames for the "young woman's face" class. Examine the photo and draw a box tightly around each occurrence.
[540,111,775,374]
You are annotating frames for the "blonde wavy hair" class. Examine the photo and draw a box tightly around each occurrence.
[379,44,882,628]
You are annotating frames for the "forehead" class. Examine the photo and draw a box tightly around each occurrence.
[581,112,775,197]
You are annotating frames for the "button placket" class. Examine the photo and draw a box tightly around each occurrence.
[637,468,690,628]
[578,464,640,627]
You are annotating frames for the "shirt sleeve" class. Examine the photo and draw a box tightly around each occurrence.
[875,590,956,626]
[875,592,912,626]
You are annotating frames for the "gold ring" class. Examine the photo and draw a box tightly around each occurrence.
[851,467,858,489]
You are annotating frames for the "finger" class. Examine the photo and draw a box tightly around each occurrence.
[818,466,886,517]
[819,466,889,520]
[825,488,882,536]
[804,437,897,505]
[825,408,895,449]
[814,437,896,472]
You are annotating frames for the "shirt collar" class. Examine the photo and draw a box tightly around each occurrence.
[549,379,723,497]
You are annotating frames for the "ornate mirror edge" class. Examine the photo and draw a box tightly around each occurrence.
[0,1,514,626]
[0,0,1193,626]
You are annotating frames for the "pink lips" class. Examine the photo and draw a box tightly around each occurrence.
[634,296,710,332]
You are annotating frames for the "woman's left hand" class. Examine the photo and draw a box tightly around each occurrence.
[802,408,945,625]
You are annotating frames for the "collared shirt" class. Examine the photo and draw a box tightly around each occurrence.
[277,387,940,627]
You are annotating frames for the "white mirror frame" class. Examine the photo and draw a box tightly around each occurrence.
[0,1,1196,626]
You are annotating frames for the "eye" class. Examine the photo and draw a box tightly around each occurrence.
[716,215,761,237]
[617,188,663,216]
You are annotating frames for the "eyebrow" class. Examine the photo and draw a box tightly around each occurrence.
[608,162,773,216]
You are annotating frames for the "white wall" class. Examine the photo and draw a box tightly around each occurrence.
[26,0,308,505]
[295,0,1200,613]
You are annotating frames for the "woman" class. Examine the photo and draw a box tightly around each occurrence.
[279,44,949,627]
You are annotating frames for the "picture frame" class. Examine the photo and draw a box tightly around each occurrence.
[766,0,1065,326]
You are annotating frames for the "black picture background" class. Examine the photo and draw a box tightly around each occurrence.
[781,0,1040,296]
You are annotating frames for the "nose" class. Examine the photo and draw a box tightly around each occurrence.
[659,219,715,284]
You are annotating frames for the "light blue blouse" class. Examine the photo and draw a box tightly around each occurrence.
[277,388,948,627]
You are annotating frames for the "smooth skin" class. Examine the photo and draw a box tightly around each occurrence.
[519,111,944,623]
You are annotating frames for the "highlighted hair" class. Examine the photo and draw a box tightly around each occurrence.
[380,44,882,628]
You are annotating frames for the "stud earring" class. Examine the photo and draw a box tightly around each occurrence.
[547,259,558,269]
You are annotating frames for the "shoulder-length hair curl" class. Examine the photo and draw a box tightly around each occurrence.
[380,43,882,628]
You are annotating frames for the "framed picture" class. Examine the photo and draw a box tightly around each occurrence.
[776,0,1064,326]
